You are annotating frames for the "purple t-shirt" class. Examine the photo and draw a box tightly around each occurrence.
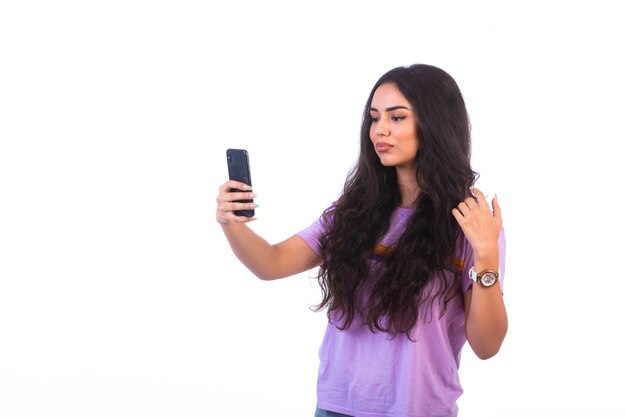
[298,207,506,417]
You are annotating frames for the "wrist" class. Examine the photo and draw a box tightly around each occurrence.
[472,244,499,267]
[468,267,500,288]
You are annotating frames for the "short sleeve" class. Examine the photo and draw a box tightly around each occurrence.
[296,216,327,257]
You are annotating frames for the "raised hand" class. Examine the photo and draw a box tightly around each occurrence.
[216,180,258,225]
[451,188,502,260]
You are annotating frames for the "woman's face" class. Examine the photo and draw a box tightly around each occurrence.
[369,82,419,170]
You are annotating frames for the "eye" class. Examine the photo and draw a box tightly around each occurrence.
[391,115,407,122]
[370,115,380,122]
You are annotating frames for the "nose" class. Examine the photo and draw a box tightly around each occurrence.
[375,117,390,137]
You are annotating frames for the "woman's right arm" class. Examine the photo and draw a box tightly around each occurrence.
[216,180,322,280]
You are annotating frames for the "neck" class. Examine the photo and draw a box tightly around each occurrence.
[396,165,419,208]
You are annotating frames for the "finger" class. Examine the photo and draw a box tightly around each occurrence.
[221,201,258,212]
[217,193,252,205]
[451,208,466,225]
[217,207,258,224]
[464,196,479,210]
[225,180,253,192]
[219,181,235,193]
[232,214,257,224]
[457,201,471,216]
[492,194,502,221]
[470,187,488,207]
[225,192,257,203]
[219,180,251,194]
[221,212,257,224]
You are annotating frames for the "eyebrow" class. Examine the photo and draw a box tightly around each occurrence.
[369,105,411,112]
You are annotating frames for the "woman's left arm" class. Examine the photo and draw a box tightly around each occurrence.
[452,188,508,360]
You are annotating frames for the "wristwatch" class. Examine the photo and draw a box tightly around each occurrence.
[469,267,500,288]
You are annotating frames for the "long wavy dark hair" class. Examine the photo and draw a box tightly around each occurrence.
[316,64,477,337]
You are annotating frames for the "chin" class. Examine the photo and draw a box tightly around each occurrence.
[377,156,397,167]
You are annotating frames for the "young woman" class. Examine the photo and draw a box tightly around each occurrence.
[216,64,507,417]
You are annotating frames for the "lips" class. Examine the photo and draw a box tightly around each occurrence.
[376,142,393,152]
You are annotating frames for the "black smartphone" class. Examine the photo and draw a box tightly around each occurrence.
[226,148,254,217]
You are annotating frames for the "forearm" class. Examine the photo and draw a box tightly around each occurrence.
[220,223,279,280]
[465,251,508,359]
[453,189,507,359]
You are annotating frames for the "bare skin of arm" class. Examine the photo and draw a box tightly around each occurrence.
[453,188,508,360]
[216,180,322,280]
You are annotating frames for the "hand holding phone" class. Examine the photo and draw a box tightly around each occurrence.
[226,148,255,217]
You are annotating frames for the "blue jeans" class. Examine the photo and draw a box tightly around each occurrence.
[314,406,353,417]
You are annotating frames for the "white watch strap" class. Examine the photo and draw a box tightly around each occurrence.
[469,267,478,282]
[468,267,501,281]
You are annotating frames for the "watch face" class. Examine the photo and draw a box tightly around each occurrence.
[480,272,498,287]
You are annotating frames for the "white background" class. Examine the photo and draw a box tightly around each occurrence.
[1,1,624,416]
